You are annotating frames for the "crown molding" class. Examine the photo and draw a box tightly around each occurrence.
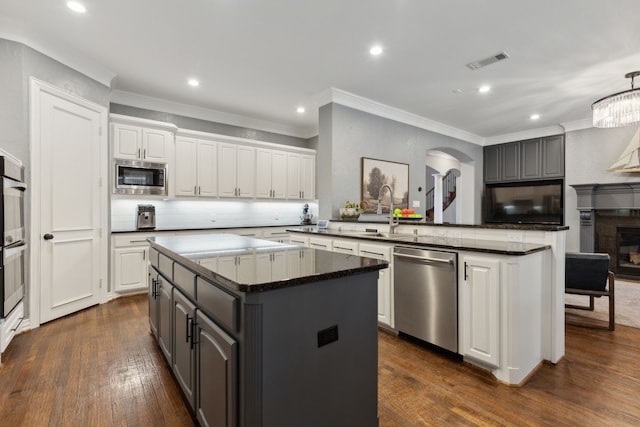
[560,118,593,133]
[324,88,484,145]
[110,90,314,139]
[483,125,568,146]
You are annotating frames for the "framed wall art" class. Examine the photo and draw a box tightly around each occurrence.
[361,157,409,213]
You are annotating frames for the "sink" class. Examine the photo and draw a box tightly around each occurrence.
[343,231,413,239]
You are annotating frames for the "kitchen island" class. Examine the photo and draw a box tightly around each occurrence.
[147,233,386,427]
[288,222,563,386]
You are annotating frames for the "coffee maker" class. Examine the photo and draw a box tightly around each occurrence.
[136,204,156,229]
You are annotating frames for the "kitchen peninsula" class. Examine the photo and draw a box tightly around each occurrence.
[288,220,566,386]
[147,233,386,427]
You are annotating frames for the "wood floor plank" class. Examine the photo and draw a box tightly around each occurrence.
[1,295,640,426]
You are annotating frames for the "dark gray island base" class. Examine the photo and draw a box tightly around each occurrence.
[147,234,387,427]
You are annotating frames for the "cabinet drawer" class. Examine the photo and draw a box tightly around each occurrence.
[158,253,174,281]
[196,277,239,333]
[150,248,160,269]
[174,263,196,299]
[309,237,333,251]
[332,239,359,254]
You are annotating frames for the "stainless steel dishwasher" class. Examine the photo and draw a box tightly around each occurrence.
[393,246,457,352]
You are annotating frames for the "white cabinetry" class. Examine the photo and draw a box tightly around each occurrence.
[174,136,217,197]
[256,251,288,281]
[111,118,174,163]
[287,153,315,200]
[112,233,159,293]
[218,143,255,198]
[217,253,255,283]
[459,254,500,368]
[256,148,287,199]
[289,234,310,247]
[309,236,333,251]
[359,242,394,327]
[332,238,359,255]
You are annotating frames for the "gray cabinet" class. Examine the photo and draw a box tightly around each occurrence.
[173,288,197,410]
[148,268,159,339]
[158,274,173,363]
[196,310,237,427]
[542,135,565,178]
[484,135,564,183]
[501,142,520,181]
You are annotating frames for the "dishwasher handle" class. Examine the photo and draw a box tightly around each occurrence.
[393,251,454,265]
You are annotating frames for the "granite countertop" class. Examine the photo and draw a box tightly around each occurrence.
[287,227,551,256]
[148,234,387,293]
[333,217,569,231]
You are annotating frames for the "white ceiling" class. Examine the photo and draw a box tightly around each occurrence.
[2,0,640,142]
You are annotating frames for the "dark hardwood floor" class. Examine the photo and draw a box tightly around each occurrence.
[1,294,639,426]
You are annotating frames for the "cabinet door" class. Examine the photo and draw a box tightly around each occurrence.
[196,311,237,427]
[271,251,288,281]
[197,141,218,197]
[286,153,302,199]
[484,145,501,183]
[542,135,565,178]
[149,268,159,339]
[114,246,148,292]
[217,256,238,281]
[377,266,392,326]
[236,254,255,283]
[236,145,255,198]
[520,138,542,180]
[460,255,500,367]
[158,276,173,363]
[142,128,170,162]
[271,150,288,199]
[309,236,333,251]
[501,142,520,181]
[255,148,273,199]
[175,137,198,196]
[173,289,197,410]
[112,123,142,160]
[218,143,238,197]
[301,154,315,200]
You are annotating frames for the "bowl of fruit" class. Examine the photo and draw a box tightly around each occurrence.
[339,201,364,221]
[393,208,423,220]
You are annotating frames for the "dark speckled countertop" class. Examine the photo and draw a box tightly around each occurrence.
[288,227,551,256]
[148,234,387,293]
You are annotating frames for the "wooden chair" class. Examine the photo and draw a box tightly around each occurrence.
[565,252,615,331]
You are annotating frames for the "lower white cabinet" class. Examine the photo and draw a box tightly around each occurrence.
[289,234,309,247]
[459,254,500,368]
[332,238,359,255]
[309,236,333,251]
[358,242,393,327]
[217,253,255,283]
[114,246,148,292]
[255,251,288,281]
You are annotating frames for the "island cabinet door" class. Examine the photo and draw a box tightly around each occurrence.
[459,254,500,368]
[173,289,197,410]
[196,310,237,427]
[148,268,160,339]
[158,275,173,364]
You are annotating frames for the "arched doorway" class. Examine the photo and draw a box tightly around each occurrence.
[425,149,475,224]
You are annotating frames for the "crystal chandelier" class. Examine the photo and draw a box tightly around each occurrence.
[592,71,640,128]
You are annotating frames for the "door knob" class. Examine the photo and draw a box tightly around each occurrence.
[43,233,54,240]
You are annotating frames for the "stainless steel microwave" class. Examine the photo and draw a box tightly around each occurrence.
[114,159,167,196]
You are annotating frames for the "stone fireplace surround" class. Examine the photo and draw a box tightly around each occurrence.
[571,183,640,278]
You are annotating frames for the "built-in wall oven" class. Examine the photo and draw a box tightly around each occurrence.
[0,156,26,318]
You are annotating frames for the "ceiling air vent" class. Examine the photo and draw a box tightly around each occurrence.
[466,51,510,70]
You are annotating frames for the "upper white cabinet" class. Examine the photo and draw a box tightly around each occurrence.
[287,153,315,200]
[111,115,176,163]
[175,136,218,197]
[256,148,287,199]
[218,143,256,198]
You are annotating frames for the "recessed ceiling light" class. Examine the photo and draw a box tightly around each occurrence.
[477,85,491,93]
[66,1,86,13]
[296,107,306,114]
[530,114,540,120]
[370,45,383,56]
[187,78,200,87]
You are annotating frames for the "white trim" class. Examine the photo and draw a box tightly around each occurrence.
[175,127,316,155]
[29,77,110,328]
[110,113,178,132]
[110,90,315,139]
[0,31,115,87]
[326,88,485,145]
[483,125,567,146]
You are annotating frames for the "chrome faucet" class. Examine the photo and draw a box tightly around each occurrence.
[377,184,400,234]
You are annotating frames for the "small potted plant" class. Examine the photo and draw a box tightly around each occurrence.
[339,200,364,221]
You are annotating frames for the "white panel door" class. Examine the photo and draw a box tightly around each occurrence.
[175,137,198,196]
[236,146,255,198]
[301,154,315,200]
[112,123,141,159]
[196,141,218,197]
[113,247,148,292]
[36,83,107,324]
[255,149,273,199]
[286,153,301,199]
[271,150,287,199]
[142,128,169,162]
[218,143,238,197]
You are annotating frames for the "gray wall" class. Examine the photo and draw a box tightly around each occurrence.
[110,103,311,149]
[317,103,483,221]
[0,38,111,319]
[565,125,640,251]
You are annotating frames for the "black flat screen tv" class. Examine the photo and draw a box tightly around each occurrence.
[484,180,564,225]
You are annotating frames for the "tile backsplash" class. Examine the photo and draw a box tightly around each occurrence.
[111,199,318,231]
